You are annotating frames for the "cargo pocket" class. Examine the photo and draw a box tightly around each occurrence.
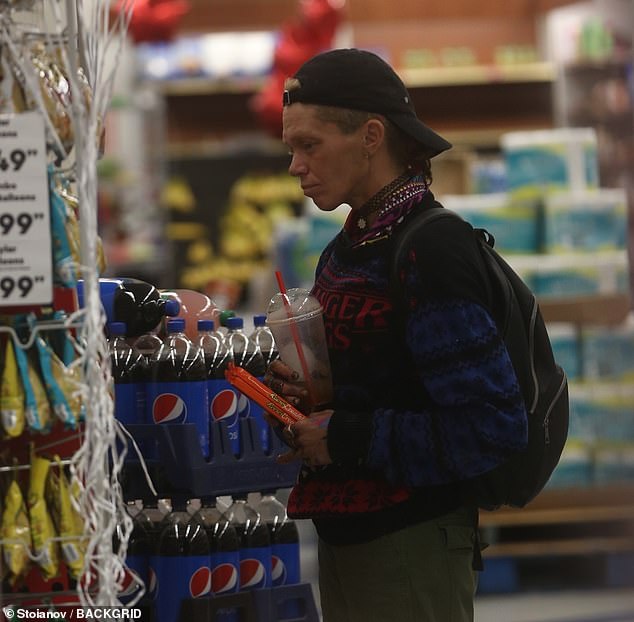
[440,524,476,555]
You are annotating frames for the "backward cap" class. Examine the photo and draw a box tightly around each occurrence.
[284,48,451,158]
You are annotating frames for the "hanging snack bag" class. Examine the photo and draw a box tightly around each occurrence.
[49,173,77,288]
[46,457,85,579]
[13,332,50,433]
[33,328,77,430]
[1,336,26,438]
[28,453,60,580]
[1,479,33,586]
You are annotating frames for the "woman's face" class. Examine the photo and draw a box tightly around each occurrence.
[282,103,370,212]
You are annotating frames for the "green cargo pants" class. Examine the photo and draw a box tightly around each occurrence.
[318,507,479,622]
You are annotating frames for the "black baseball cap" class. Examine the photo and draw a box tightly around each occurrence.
[283,48,452,158]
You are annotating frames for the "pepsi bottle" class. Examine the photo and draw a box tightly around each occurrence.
[147,318,210,458]
[149,501,211,622]
[197,320,239,457]
[249,315,279,367]
[258,492,300,588]
[78,278,181,337]
[192,498,240,598]
[225,496,271,591]
[114,502,153,605]
[109,322,149,425]
[133,330,164,363]
[225,317,268,454]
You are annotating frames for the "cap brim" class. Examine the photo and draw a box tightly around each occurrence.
[390,113,452,158]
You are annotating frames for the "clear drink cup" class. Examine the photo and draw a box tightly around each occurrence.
[266,288,333,412]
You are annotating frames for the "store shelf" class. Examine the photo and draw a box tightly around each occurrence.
[539,293,632,325]
[151,62,555,98]
[152,75,266,97]
[480,483,634,559]
[400,62,556,87]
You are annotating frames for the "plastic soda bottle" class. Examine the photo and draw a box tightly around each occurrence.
[249,314,279,367]
[225,496,271,591]
[224,317,268,453]
[109,322,148,424]
[146,318,210,458]
[149,501,210,622]
[197,319,239,456]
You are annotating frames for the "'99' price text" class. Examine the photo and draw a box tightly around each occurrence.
[0,276,43,299]
[0,212,44,236]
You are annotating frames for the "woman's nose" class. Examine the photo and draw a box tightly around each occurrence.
[288,154,306,177]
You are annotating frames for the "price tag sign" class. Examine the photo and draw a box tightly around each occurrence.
[0,112,52,306]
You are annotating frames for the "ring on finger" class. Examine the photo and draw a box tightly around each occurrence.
[284,424,297,448]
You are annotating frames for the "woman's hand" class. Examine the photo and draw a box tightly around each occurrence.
[263,359,310,411]
[280,410,333,466]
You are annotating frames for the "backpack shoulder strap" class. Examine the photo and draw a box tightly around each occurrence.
[389,203,464,301]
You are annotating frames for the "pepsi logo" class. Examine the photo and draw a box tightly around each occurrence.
[153,393,187,424]
[237,393,250,418]
[271,555,287,587]
[211,389,238,424]
[240,559,266,589]
[211,562,238,594]
[189,566,212,598]
[148,567,158,599]
[118,567,144,597]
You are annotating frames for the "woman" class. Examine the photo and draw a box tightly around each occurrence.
[265,48,528,622]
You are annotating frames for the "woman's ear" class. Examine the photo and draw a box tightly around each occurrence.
[363,118,385,155]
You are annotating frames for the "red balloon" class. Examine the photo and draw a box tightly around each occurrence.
[110,0,191,43]
[251,0,346,137]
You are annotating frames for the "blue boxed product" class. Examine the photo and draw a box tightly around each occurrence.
[441,193,540,254]
[543,188,628,253]
[568,384,598,442]
[501,128,599,199]
[547,323,581,381]
[546,440,593,488]
[594,444,634,485]
[523,251,629,298]
[582,317,634,381]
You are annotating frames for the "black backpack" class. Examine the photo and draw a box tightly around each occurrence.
[391,205,569,510]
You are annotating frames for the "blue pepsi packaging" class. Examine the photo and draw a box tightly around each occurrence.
[258,492,300,587]
[226,496,271,591]
[192,497,240,622]
[147,318,210,458]
[149,502,211,622]
[114,504,152,605]
[108,322,148,425]
[196,320,239,456]
[224,318,269,454]
[259,492,301,618]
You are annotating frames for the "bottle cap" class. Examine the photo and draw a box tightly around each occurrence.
[109,321,127,336]
[219,310,236,326]
[253,314,267,327]
[167,318,186,333]
[164,298,181,317]
[198,319,214,331]
[225,317,244,330]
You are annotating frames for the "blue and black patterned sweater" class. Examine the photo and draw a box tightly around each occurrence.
[287,187,528,545]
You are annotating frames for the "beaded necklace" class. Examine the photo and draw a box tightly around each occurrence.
[355,172,411,231]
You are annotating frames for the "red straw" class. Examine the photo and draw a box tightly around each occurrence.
[274,270,318,408]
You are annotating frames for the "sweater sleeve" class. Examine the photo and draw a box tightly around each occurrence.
[364,216,528,487]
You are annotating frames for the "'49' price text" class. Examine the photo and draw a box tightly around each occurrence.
[0,148,39,172]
